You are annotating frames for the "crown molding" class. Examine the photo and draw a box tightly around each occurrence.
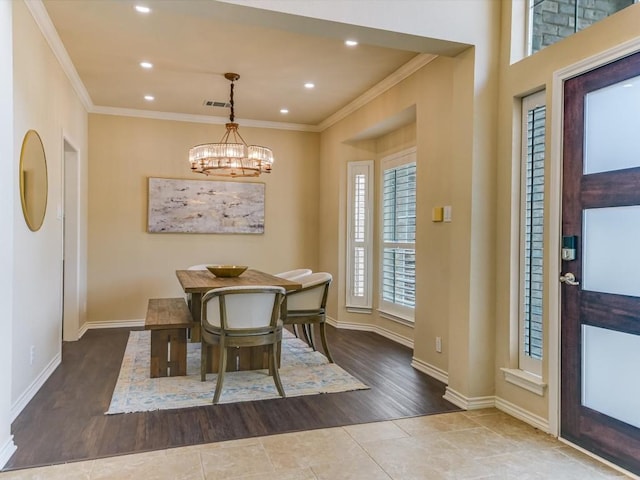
[90,106,320,132]
[25,0,93,110]
[317,53,437,131]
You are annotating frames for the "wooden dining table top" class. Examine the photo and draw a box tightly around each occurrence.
[175,268,302,293]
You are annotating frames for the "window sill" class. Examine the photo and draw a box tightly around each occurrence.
[378,309,414,327]
[501,368,547,396]
[346,306,372,314]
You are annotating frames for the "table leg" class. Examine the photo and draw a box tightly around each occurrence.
[189,292,202,342]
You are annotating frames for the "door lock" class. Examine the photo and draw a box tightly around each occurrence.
[559,272,580,286]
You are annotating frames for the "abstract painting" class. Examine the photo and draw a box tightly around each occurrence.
[147,177,265,234]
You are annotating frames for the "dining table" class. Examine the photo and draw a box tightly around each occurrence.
[175,268,302,372]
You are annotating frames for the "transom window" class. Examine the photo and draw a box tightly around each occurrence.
[528,0,635,55]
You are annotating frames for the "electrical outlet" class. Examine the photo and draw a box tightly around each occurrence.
[435,336,442,353]
[30,345,35,365]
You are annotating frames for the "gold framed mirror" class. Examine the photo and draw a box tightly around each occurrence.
[19,129,48,231]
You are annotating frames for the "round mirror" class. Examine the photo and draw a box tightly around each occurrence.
[19,130,48,231]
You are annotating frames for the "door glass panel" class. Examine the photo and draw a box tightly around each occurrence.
[582,325,640,428]
[584,75,640,175]
[583,206,640,297]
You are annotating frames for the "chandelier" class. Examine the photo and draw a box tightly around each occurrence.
[189,73,274,177]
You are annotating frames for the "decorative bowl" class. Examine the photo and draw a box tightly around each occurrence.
[206,265,248,278]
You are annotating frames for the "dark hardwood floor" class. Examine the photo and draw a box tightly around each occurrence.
[5,325,459,471]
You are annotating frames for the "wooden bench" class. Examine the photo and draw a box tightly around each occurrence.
[145,298,195,378]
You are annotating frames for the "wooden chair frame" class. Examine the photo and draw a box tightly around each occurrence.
[283,276,333,363]
[200,286,286,404]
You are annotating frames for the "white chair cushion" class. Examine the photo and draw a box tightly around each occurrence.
[205,286,285,329]
[287,272,332,311]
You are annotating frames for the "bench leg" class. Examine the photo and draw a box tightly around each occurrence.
[150,328,187,377]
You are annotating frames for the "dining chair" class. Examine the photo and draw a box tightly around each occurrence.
[283,272,334,363]
[274,268,312,281]
[200,285,286,404]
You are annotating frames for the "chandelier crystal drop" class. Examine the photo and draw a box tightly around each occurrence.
[189,73,274,177]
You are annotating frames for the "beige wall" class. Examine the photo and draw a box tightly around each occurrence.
[494,4,640,421]
[87,114,320,323]
[319,54,477,378]
[11,0,89,404]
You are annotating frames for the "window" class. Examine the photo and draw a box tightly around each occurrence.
[380,149,416,322]
[519,91,546,376]
[528,0,635,55]
[346,161,373,311]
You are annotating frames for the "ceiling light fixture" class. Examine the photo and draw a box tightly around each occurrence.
[304,82,315,89]
[134,5,151,13]
[280,108,289,114]
[189,73,274,177]
[144,95,154,101]
[345,40,358,47]
[140,61,153,69]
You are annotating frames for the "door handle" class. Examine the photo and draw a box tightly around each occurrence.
[560,272,580,286]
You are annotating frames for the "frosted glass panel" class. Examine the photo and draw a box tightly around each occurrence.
[584,75,640,174]
[583,206,640,297]
[582,325,640,428]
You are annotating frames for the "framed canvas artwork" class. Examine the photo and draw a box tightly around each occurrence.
[147,177,265,234]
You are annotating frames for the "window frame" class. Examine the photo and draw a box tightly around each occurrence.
[346,160,373,312]
[378,147,417,323]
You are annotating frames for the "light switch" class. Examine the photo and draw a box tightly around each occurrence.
[443,205,452,222]
[432,207,443,222]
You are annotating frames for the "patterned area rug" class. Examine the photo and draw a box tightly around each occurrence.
[106,330,369,414]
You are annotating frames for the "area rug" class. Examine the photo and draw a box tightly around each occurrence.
[106,330,369,414]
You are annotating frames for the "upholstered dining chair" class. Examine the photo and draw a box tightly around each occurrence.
[283,272,334,363]
[274,268,312,281]
[200,285,286,404]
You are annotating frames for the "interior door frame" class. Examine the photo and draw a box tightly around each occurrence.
[549,38,640,441]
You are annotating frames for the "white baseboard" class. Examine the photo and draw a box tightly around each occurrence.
[0,435,17,469]
[79,318,145,337]
[11,351,61,422]
[443,387,495,410]
[494,396,550,433]
[326,316,414,348]
[411,357,448,384]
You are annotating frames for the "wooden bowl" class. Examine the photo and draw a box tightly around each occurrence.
[206,265,248,278]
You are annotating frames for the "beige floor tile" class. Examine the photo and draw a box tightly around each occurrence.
[0,461,93,480]
[555,446,631,478]
[260,427,370,470]
[393,412,481,436]
[343,421,409,445]
[200,443,273,480]
[234,467,317,480]
[438,427,520,458]
[90,450,203,480]
[311,457,391,480]
[359,433,459,480]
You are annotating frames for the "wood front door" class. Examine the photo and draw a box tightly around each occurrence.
[561,50,640,474]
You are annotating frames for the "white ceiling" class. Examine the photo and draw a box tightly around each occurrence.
[41,0,468,130]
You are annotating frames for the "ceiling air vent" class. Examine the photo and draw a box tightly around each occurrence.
[203,100,231,108]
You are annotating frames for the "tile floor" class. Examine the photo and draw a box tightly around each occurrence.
[0,409,635,479]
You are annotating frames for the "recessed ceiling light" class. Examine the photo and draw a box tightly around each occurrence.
[280,109,289,114]
[304,83,315,89]
[144,95,154,101]
[345,40,358,47]
[135,5,151,13]
[140,61,153,69]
